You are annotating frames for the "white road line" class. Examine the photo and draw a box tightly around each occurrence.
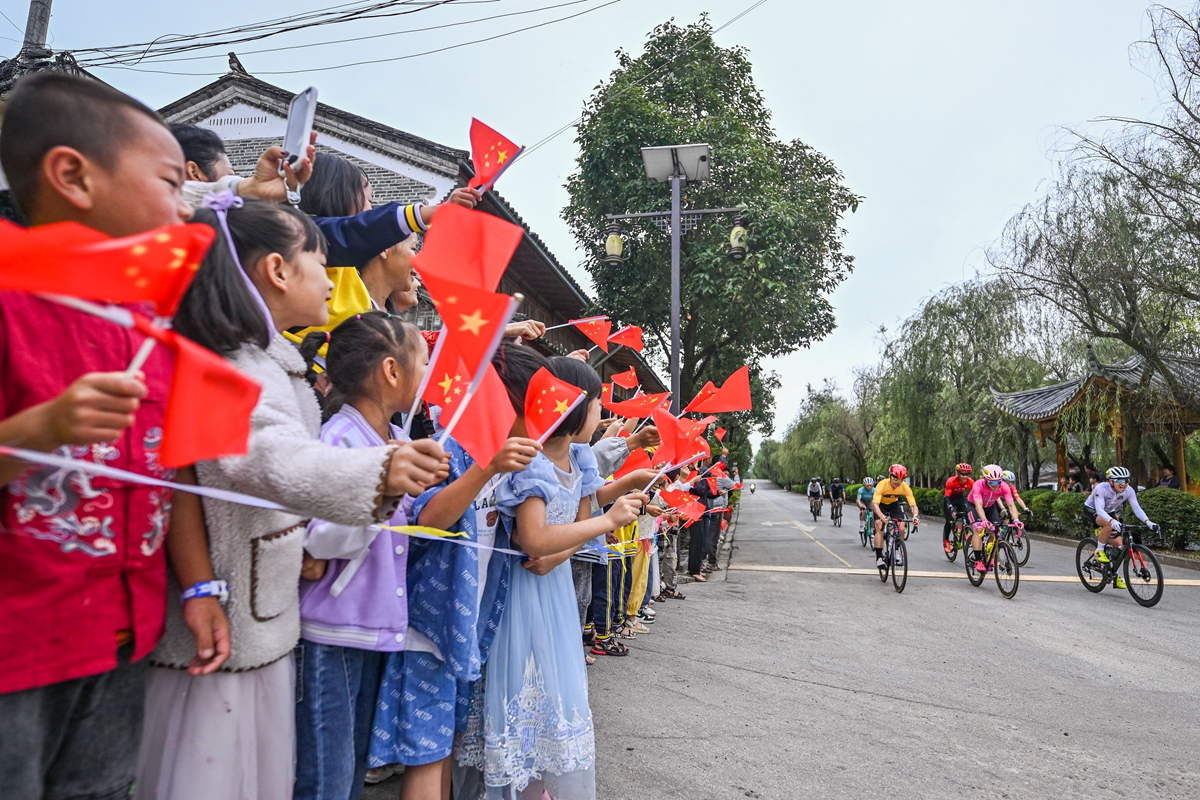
[728,564,1200,586]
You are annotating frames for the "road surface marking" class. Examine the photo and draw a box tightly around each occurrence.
[728,564,1200,586]
[756,493,853,568]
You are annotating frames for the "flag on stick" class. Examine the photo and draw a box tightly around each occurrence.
[691,366,752,413]
[569,317,611,351]
[610,366,639,390]
[422,337,515,466]
[684,381,717,413]
[418,271,514,375]
[525,367,588,443]
[614,447,652,479]
[467,118,523,192]
[411,203,523,292]
[0,220,214,316]
[715,427,727,442]
[608,325,644,352]
[604,391,669,419]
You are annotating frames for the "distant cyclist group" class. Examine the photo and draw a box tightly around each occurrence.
[796,461,1166,603]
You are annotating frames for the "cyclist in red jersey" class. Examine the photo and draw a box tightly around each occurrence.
[943,463,974,554]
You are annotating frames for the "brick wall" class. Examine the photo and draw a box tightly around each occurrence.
[222,138,439,205]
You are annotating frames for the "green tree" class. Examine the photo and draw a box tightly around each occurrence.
[562,16,859,442]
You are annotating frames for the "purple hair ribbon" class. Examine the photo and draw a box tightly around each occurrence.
[203,191,276,340]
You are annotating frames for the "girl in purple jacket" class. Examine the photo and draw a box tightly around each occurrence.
[293,311,440,800]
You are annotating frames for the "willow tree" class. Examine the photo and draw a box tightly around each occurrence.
[562,17,859,441]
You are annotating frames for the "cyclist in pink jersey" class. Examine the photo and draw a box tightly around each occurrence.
[966,464,1023,573]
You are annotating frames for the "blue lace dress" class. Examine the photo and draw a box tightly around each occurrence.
[475,444,603,800]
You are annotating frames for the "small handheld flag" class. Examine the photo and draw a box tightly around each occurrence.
[608,325,644,353]
[611,366,639,390]
[467,118,523,192]
[690,366,752,413]
[525,368,588,443]
[411,203,523,292]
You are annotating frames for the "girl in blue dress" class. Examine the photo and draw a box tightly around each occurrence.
[483,359,646,799]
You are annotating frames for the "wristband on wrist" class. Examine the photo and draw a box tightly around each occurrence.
[181,580,229,606]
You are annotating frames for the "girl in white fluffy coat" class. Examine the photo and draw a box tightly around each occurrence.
[134,196,445,800]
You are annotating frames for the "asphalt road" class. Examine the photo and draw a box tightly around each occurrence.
[368,481,1200,798]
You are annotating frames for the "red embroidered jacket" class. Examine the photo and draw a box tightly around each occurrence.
[0,293,175,693]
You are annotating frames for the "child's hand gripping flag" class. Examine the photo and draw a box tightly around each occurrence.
[525,367,587,444]
[0,220,215,316]
[467,118,523,192]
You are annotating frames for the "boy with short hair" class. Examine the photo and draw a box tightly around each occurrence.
[0,72,225,800]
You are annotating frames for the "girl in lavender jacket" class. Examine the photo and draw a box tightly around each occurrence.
[293,312,439,800]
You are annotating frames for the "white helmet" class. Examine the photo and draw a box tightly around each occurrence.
[1001,470,1016,484]
[982,464,1004,481]
[1106,466,1131,481]
[863,476,875,486]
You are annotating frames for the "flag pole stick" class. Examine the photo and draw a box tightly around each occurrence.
[543,316,607,332]
[534,391,587,445]
[640,453,705,495]
[126,338,157,376]
[401,332,446,438]
[436,295,522,446]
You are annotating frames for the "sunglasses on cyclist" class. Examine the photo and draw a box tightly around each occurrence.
[1111,479,1128,486]
[987,480,1002,487]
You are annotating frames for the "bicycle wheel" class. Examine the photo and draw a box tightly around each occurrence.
[878,537,890,582]
[966,542,984,587]
[993,540,1019,599]
[1075,537,1107,593]
[891,537,908,593]
[1124,544,1164,608]
[945,523,960,563]
[1010,528,1031,566]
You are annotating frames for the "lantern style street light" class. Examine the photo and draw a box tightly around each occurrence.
[602,144,746,412]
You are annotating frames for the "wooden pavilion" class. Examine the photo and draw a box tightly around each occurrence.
[991,348,1200,489]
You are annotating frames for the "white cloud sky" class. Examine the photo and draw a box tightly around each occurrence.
[17,0,1188,450]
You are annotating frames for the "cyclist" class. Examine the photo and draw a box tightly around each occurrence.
[967,464,1022,573]
[749,482,756,495]
[1001,470,1029,516]
[1084,466,1160,590]
[807,477,824,515]
[871,465,920,569]
[943,463,974,554]
[856,476,876,533]
[828,477,845,519]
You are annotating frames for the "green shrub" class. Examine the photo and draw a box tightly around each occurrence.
[791,485,804,494]
[1136,488,1200,550]
[1022,488,1050,505]
[1028,491,1057,531]
[846,483,864,502]
[1052,491,1089,538]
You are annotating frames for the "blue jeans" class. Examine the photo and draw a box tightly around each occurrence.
[294,640,384,800]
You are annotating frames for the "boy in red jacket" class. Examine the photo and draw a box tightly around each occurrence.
[0,73,226,800]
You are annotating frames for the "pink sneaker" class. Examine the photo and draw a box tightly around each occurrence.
[974,560,988,574]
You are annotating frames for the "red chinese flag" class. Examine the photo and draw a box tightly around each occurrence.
[686,470,699,482]
[721,518,728,531]
[706,477,718,495]
[422,337,516,466]
[710,461,727,478]
[676,434,710,467]
[467,118,521,190]
[420,271,512,375]
[608,325,644,353]
[605,391,669,418]
[572,317,611,352]
[0,220,215,316]
[524,367,587,442]
[601,383,613,406]
[715,427,727,442]
[677,417,707,440]
[659,487,698,510]
[133,320,261,468]
[650,408,679,467]
[679,499,707,524]
[684,381,717,413]
[411,203,522,292]
[614,447,652,480]
[611,366,639,390]
[692,366,752,413]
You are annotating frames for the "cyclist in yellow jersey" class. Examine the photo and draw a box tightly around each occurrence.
[871,464,920,569]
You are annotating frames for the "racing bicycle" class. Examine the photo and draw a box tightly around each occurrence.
[944,511,968,563]
[999,519,1031,567]
[859,509,874,547]
[810,494,823,521]
[965,523,1020,599]
[877,513,909,593]
[1075,523,1164,608]
[831,497,843,527]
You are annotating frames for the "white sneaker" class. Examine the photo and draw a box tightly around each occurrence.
[876,556,886,568]
[365,765,395,785]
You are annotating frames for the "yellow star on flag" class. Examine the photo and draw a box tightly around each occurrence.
[458,310,489,336]
[497,149,509,164]
[554,399,570,414]
[438,373,455,397]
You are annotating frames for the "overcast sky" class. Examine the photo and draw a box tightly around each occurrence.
[12,0,1188,451]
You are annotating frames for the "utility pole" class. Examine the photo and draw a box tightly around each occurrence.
[21,0,52,59]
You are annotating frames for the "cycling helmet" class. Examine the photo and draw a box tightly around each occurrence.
[955,462,972,474]
[1001,470,1016,484]
[863,477,875,486]
[876,475,886,483]
[889,464,907,481]
[1106,466,1131,481]
[833,477,842,483]
[980,464,1003,481]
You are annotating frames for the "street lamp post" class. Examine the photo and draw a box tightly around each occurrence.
[604,143,744,413]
